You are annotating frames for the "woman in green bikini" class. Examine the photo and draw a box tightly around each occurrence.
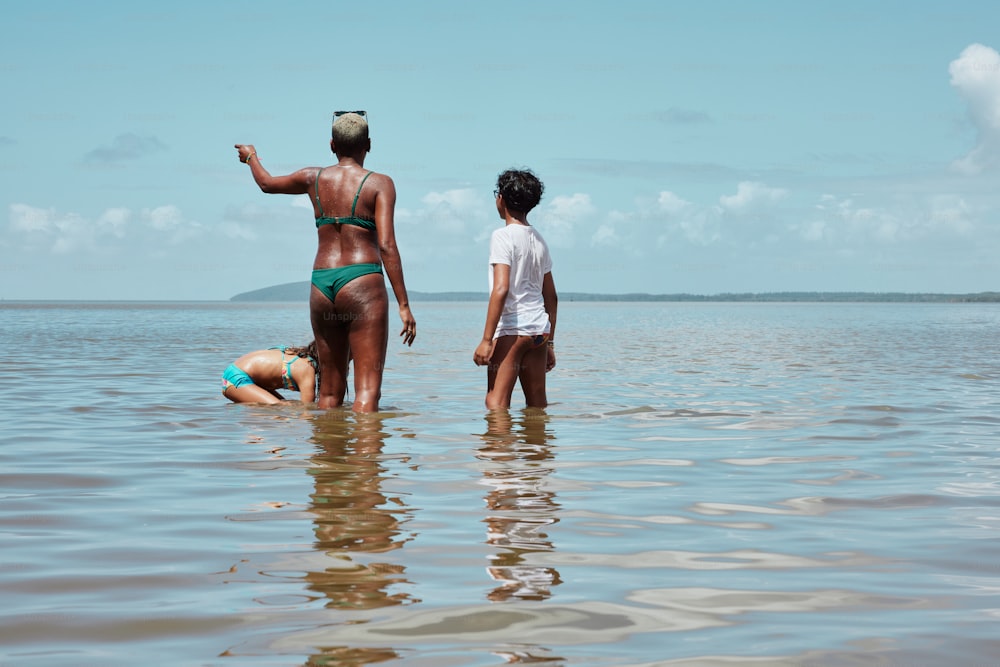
[235,111,416,412]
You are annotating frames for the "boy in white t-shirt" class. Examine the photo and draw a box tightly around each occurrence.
[473,169,558,409]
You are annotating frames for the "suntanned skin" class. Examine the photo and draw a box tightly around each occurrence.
[235,131,415,412]
[473,193,557,410]
[223,348,316,404]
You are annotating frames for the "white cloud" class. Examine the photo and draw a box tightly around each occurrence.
[421,189,479,210]
[599,192,719,248]
[676,209,721,246]
[546,193,596,218]
[657,191,692,215]
[9,203,205,254]
[141,205,203,244]
[719,181,788,212]
[949,43,1000,174]
[591,223,619,247]
[143,205,183,231]
[928,195,973,234]
[418,188,480,234]
[651,190,722,245]
[535,193,595,247]
[592,182,981,258]
[807,195,897,242]
[97,207,130,237]
[10,204,88,253]
[392,189,495,271]
[800,192,977,245]
[794,219,828,242]
[52,236,79,254]
[10,204,55,233]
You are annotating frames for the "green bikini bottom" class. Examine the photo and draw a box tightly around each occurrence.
[311,263,383,302]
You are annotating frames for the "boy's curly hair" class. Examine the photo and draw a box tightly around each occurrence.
[496,168,544,213]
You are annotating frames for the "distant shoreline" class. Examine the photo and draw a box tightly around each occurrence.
[229,281,1000,303]
[3,287,998,304]
[1,293,998,304]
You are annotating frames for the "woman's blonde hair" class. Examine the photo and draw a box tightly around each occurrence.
[332,113,369,153]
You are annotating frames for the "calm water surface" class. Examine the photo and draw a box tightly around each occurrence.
[1,301,999,666]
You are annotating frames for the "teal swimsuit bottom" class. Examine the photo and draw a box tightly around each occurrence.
[221,364,254,393]
[312,264,383,302]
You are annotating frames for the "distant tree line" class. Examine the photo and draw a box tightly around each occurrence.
[560,291,1000,303]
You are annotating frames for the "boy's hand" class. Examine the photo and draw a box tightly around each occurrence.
[473,339,494,366]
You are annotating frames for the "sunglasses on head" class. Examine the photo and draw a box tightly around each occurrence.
[333,110,367,121]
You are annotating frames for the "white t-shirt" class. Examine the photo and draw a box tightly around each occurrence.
[488,224,553,338]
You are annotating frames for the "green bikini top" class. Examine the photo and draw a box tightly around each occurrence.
[314,169,376,231]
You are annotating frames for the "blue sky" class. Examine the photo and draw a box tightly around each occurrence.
[3,0,1000,300]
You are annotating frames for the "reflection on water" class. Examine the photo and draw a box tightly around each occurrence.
[304,411,414,664]
[478,409,562,603]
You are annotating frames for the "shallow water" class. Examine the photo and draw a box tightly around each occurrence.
[2,301,999,666]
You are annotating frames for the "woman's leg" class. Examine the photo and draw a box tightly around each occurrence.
[337,274,389,413]
[310,286,351,409]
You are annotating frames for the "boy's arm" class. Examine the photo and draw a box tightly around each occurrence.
[473,263,510,366]
[542,272,558,371]
[542,272,557,340]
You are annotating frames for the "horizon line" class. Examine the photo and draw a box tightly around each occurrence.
[3,289,1000,304]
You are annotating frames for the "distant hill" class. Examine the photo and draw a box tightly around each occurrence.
[231,282,309,302]
[230,282,1000,303]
